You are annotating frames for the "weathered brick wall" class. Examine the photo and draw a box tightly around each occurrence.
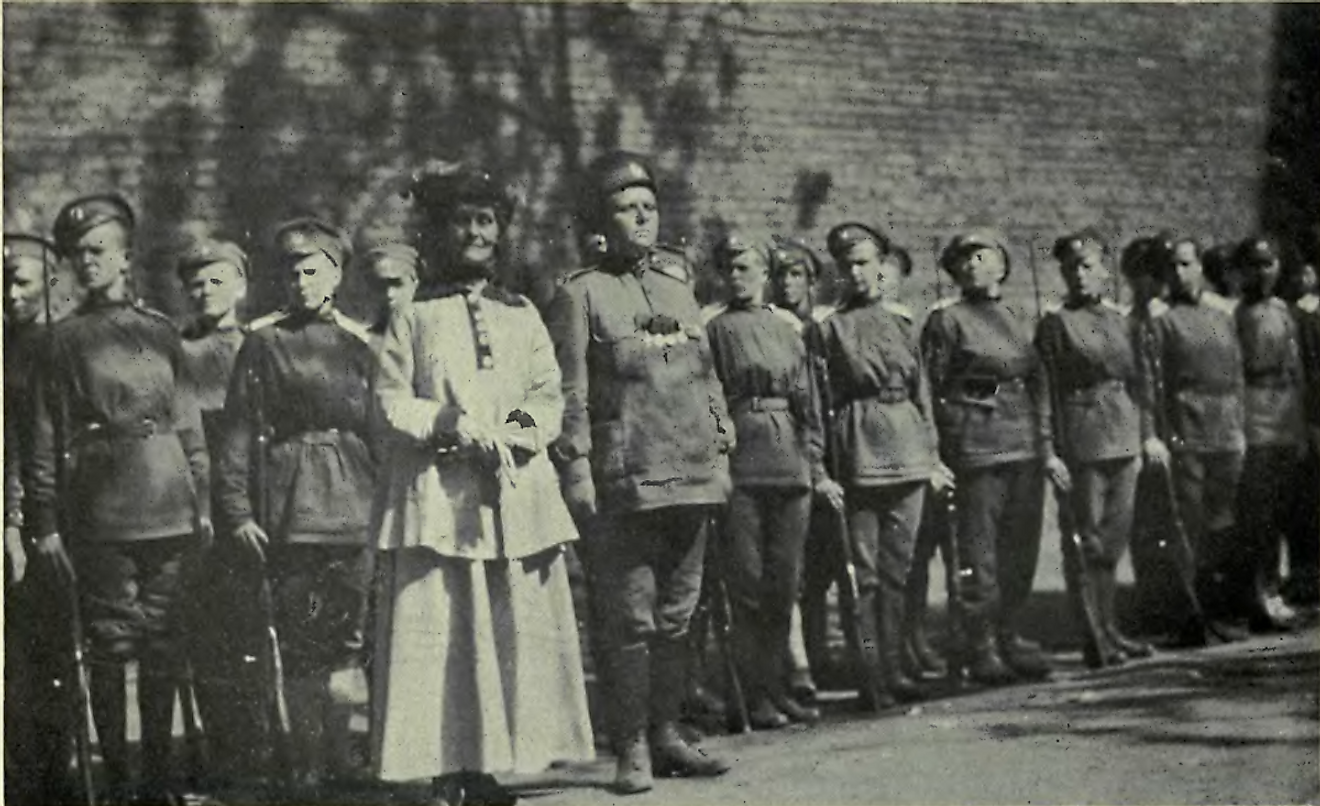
[3,3,1276,319]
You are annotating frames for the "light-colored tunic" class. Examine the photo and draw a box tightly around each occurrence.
[370,283,594,782]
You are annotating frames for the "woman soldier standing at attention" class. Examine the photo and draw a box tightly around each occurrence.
[369,163,593,806]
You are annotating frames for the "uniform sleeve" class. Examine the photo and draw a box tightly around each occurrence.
[805,320,838,479]
[24,337,62,539]
[919,310,953,417]
[1127,316,1157,442]
[791,334,827,483]
[1146,314,1175,442]
[217,338,261,527]
[172,338,211,521]
[507,307,565,455]
[374,306,447,443]
[1033,314,1069,459]
[907,320,940,458]
[545,282,593,483]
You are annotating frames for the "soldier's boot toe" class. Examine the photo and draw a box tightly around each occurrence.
[748,698,790,730]
[1109,630,1153,659]
[968,640,1017,687]
[612,732,654,796]
[998,634,1053,681]
[649,722,730,778]
[772,693,821,725]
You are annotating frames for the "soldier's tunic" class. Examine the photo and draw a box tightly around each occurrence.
[546,247,733,647]
[1145,290,1246,610]
[217,309,377,677]
[370,282,593,780]
[921,295,1053,630]
[1035,299,1146,565]
[706,301,822,700]
[1288,295,1320,601]
[1235,296,1307,604]
[27,297,209,659]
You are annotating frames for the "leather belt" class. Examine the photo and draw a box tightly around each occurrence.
[732,396,791,413]
[77,418,172,442]
[276,428,347,447]
[949,376,1026,400]
[1245,371,1299,389]
[1063,378,1126,400]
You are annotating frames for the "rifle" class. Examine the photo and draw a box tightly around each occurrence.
[935,486,972,689]
[247,364,293,784]
[703,516,750,734]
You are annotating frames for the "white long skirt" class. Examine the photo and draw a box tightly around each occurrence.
[370,546,595,782]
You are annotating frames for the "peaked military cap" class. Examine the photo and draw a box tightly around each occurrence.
[273,217,351,267]
[588,152,657,200]
[53,193,136,253]
[713,233,769,272]
[940,227,1012,278]
[1118,236,1164,280]
[408,161,517,225]
[361,242,420,273]
[770,237,822,280]
[1052,227,1107,264]
[3,232,59,266]
[176,238,249,279]
[826,222,891,262]
[1235,235,1281,268]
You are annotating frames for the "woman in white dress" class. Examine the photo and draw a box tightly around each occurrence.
[370,162,594,805]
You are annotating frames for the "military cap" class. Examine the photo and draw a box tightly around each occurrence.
[53,193,136,253]
[1234,235,1281,268]
[361,242,420,274]
[1052,227,1107,264]
[587,151,657,200]
[826,222,891,262]
[272,217,351,267]
[939,227,1012,278]
[1118,236,1164,280]
[408,161,517,226]
[176,238,249,279]
[713,233,769,272]
[3,233,59,266]
[770,238,822,280]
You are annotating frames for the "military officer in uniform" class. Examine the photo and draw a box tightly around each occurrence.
[921,228,1069,685]
[5,230,77,806]
[1231,236,1305,631]
[546,152,734,795]
[360,241,420,343]
[174,237,267,787]
[217,218,378,793]
[28,194,213,805]
[1143,233,1248,640]
[1036,230,1157,667]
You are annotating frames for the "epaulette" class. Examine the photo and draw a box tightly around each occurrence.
[331,309,373,344]
[559,266,597,286]
[1147,298,1170,318]
[132,300,177,325]
[810,304,836,323]
[768,304,804,333]
[700,302,727,325]
[929,296,961,313]
[1100,298,1132,317]
[1200,290,1238,315]
[647,245,693,284]
[880,300,915,322]
[1042,300,1064,316]
[246,310,289,332]
[1298,294,1319,315]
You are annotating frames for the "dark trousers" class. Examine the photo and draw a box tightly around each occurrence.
[1067,458,1139,569]
[1237,446,1303,604]
[268,543,373,678]
[956,460,1046,633]
[723,487,812,700]
[847,483,926,597]
[1286,447,1320,602]
[588,507,711,650]
[1170,450,1244,617]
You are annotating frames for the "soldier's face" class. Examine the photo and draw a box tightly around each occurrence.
[775,262,811,308]
[1170,241,1202,296]
[605,186,658,255]
[367,259,419,313]
[1298,264,1318,296]
[1064,248,1109,299]
[447,204,501,268]
[1254,258,1281,296]
[959,246,1007,293]
[69,222,131,294]
[724,250,769,304]
[287,251,342,312]
[4,257,45,325]
[185,261,246,321]
[841,240,891,301]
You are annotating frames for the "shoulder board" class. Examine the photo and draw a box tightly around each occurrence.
[330,309,373,344]
[768,304,805,332]
[1200,290,1238,315]
[1147,298,1170,318]
[1298,294,1319,314]
[647,246,693,284]
[246,310,289,332]
[810,304,836,323]
[131,300,175,324]
[929,296,961,313]
[1042,300,1064,316]
[1100,298,1132,317]
[880,300,915,322]
[559,266,597,286]
[700,302,727,325]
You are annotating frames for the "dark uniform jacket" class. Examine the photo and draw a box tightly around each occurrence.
[1147,292,1246,455]
[217,309,377,545]
[5,322,44,533]
[706,301,823,489]
[920,296,1054,470]
[1035,299,1147,465]
[1236,297,1306,448]
[181,321,247,450]
[27,298,209,541]
[1295,295,1320,438]
[547,248,733,514]
[814,298,938,485]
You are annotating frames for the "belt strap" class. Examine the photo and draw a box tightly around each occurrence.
[77,418,172,442]
[276,428,349,447]
[732,396,791,413]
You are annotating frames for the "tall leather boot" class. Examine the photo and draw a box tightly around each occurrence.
[853,591,893,713]
[903,556,946,679]
[90,663,132,805]
[1098,565,1151,659]
[137,658,180,805]
[879,587,924,703]
[649,634,729,778]
[284,675,328,792]
[605,643,653,795]
[801,591,833,689]
[965,617,1016,687]
[733,607,788,730]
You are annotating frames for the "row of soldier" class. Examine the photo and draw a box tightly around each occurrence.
[5,152,1319,806]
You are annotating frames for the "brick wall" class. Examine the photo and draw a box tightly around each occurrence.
[3,3,1277,320]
